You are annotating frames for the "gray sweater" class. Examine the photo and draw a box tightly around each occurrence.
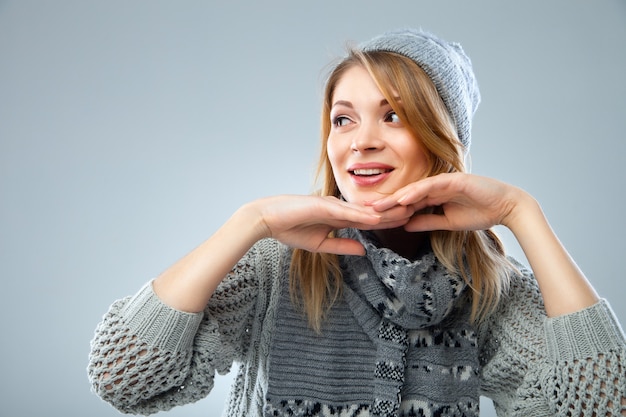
[87,237,626,416]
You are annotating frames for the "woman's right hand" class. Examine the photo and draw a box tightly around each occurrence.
[248,195,411,256]
[153,194,411,312]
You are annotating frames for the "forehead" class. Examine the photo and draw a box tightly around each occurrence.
[331,66,407,115]
[331,65,389,104]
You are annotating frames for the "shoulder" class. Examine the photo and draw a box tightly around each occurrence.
[477,257,548,363]
[498,257,545,320]
[476,257,550,405]
[217,238,288,290]
[249,238,291,284]
[224,237,291,309]
[253,238,288,265]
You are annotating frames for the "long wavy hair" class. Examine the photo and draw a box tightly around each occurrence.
[290,49,513,332]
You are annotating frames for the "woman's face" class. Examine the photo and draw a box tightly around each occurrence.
[326,65,429,204]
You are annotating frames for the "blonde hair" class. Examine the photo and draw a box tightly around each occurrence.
[290,50,512,332]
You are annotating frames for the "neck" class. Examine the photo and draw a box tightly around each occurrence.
[372,228,431,260]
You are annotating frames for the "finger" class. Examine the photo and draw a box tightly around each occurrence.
[323,199,383,226]
[369,205,415,229]
[350,205,414,230]
[366,202,415,220]
[370,178,438,211]
[368,191,408,211]
[403,213,452,232]
[316,238,366,256]
[397,175,459,207]
[360,218,411,231]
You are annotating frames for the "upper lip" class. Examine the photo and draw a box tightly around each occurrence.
[347,162,394,174]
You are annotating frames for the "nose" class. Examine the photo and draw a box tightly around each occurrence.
[350,123,385,153]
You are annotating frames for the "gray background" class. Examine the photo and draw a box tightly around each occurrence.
[1,1,625,416]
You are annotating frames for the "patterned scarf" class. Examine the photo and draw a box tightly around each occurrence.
[266,229,480,417]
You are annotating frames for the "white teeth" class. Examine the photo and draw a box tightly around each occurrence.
[352,168,388,176]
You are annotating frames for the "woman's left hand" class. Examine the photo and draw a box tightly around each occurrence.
[369,172,526,232]
[371,172,601,318]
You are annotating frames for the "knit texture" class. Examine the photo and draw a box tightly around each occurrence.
[359,28,480,153]
[265,229,479,417]
[88,238,626,416]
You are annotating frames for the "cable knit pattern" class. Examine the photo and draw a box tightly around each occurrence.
[88,240,626,416]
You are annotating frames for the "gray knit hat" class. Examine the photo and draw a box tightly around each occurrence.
[359,28,480,153]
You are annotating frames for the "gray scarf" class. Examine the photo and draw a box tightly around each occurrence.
[266,229,480,417]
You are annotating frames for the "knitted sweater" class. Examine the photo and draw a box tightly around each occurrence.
[87,237,626,416]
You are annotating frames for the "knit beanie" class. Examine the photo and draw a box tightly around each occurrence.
[359,28,480,153]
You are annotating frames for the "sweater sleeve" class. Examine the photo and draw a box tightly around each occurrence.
[479,261,626,416]
[87,239,279,415]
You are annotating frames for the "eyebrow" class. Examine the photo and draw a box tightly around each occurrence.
[331,97,401,109]
[331,100,354,109]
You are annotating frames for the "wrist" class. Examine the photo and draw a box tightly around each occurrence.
[501,187,543,235]
[236,199,273,242]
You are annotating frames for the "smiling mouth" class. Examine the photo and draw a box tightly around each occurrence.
[350,168,393,176]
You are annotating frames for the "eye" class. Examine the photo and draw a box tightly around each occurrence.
[384,111,401,124]
[332,115,352,128]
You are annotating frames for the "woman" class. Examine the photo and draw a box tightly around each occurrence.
[88,28,626,416]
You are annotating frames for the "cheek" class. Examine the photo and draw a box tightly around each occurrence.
[410,157,430,180]
[403,143,431,180]
[326,139,342,171]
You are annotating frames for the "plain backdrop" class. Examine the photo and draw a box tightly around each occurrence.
[1,1,625,416]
